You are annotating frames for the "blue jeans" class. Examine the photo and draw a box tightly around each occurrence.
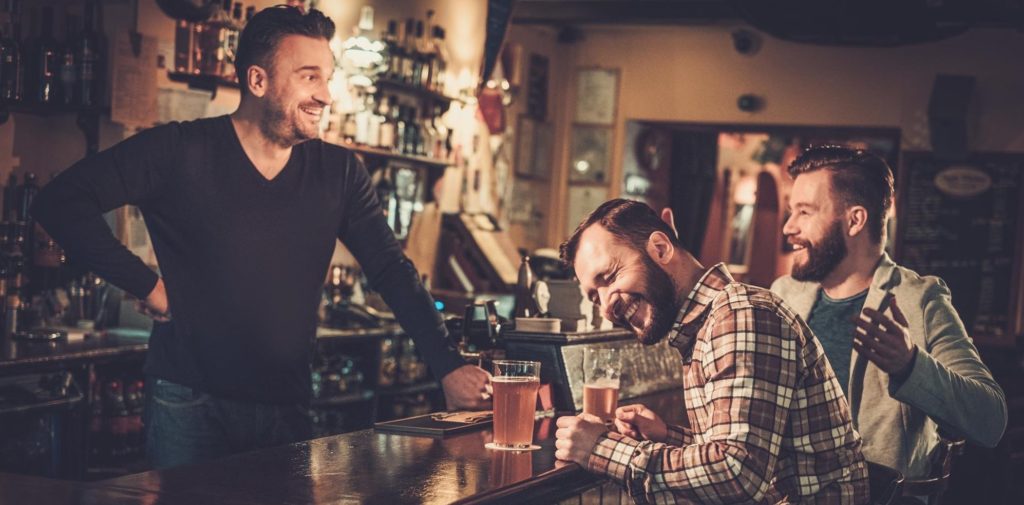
[144,377,311,469]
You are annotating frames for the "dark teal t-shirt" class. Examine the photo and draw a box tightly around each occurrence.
[807,289,868,396]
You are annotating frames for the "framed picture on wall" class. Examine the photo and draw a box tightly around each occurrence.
[574,68,619,125]
[569,126,612,183]
[515,115,554,179]
[566,186,609,236]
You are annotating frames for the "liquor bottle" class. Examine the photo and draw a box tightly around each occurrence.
[0,0,23,102]
[430,104,449,159]
[199,0,231,77]
[365,94,382,148]
[410,20,425,89]
[394,105,407,154]
[221,2,244,81]
[245,6,255,23]
[354,96,370,146]
[78,0,101,107]
[418,11,435,89]
[32,6,59,104]
[59,15,78,107]
[173,18,193,74]
[401,19,415,84]
[431,27,448,93]
[419,106,436,158]
[17,172,36,224]
[382,20,399,81]
[18,172,36,265]
[378,96,395,150]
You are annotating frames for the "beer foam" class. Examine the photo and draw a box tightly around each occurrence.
[585,378,620,389]
[492,376,539,382]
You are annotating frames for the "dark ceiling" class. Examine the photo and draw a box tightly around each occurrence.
[511,0,1024,46]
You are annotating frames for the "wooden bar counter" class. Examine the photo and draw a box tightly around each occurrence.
[2,390,682,504]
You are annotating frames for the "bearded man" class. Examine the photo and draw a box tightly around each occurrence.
[553,198,868,504]
[771,146,1005,483]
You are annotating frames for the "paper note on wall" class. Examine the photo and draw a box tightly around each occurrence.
[111,32,158,127]
[157,88,210,123]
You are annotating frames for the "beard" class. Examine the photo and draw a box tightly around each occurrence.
[629,254,683,345]
[791,219,848,282]
[260,91,320,147]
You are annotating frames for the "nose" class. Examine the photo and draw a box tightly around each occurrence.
[314,79,332,107]
[597,288,617,322]
[782,213,797,237]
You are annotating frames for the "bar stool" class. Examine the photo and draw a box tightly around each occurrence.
[896,436,966,505]
[867,460,905,505]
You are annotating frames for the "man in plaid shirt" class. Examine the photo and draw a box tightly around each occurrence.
[555,199,868,504]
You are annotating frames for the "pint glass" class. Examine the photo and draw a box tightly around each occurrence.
[583,348,621,421]
[491,360,540,450]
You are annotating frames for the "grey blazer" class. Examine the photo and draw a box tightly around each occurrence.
[771,253,1007,479]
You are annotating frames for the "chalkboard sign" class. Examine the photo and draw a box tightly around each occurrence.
[896,152,1024,346]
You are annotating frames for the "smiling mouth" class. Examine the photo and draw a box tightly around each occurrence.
[618,298,642,328]
[299,105,323,119]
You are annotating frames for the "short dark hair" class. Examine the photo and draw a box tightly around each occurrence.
[560,199,683,268]
[787,146,894,243]
[235,6,335,95]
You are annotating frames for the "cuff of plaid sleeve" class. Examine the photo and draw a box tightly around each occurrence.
[587,431,645,484]
[664,424,693,446]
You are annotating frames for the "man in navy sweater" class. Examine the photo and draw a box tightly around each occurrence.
[31,6,489,469]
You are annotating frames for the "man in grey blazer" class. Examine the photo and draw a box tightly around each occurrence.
[769,146,1006,480]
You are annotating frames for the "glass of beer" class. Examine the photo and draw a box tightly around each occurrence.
[583,348,621,422]
[490,360,541,450]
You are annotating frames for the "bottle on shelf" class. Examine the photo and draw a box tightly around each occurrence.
[58,14,78,107]
[400,19,415,85]
[418,11,435,89]
[430,27,448,93]
[78,0,102,107]
[377,95,395,150]
[31,6,60,105]
[173,17,193,74]
[221,2,244,81]
[0,0,24,103]
[410,20,425,90]
[199,0,231,77]
[382,20,400,81]
[394,103,407,154]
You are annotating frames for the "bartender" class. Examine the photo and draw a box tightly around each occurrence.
[31,5,489,469]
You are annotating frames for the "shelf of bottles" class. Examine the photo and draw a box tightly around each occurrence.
[0,0,105,119]
[170,0,254,93]
[325,8,456,171]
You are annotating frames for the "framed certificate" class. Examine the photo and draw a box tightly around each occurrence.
[574,68,619,125]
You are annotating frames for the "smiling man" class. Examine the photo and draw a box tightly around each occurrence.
[771,146,1006,481]
[31,6,489,469]
[555,199,868,504]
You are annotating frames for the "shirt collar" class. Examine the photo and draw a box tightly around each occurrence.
[667,263,735,353]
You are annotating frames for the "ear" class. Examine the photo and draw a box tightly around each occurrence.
[659,208,679,239]
[645,231,675,266]
[246,65,269,98]
[845,205,869,238]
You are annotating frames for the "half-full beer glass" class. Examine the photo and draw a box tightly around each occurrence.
[583,348,621,421]
[491,360,541,450]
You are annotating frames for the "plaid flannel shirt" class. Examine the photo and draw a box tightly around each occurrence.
[588,264,869,504]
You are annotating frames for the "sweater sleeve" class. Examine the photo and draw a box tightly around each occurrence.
[30,124,182,299]
[890,279,1008,447]
[337,152,466,381]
